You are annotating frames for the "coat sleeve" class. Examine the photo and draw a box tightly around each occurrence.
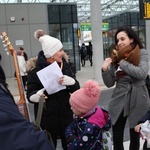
[120,49,149,80]
[102,64,116,88]
[62,58,80,93]
[26,68,43,103]
[66,79,80,93]
[0,83,54,150]
[138,110,150,124]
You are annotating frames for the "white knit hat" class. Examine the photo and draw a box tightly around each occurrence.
[39,35,63,58]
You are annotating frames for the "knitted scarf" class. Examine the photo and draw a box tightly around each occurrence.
[110,43,140,66]
[110,43,140,78]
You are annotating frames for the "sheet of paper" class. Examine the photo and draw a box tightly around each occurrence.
[36,61,66,95]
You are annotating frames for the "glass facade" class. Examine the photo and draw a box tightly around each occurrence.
[102,12,146,59]
[47,4,80,71]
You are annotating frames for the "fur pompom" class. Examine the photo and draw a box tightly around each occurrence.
[34,29,45,40]
[83,80,101,98]
[26,57,37,72]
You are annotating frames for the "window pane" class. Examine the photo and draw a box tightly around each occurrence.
[131,12,138,26]
[49,24,61,39]
[72,5,77,23]
[47,5,60,24]
[60,5,71,23]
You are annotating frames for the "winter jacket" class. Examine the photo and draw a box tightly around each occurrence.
[17,55,27,76]
[0,81,54,150]
[65,106,111,150]
[80,45,87,57]
[102,49,150,128]
[26,51,80,138]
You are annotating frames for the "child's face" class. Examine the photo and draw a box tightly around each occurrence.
[71,107,84,117]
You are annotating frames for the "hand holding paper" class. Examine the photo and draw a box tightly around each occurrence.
[61,75,75,86]
[36,61,66,95]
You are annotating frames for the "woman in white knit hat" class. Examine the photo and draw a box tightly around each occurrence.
[26,29,80,150]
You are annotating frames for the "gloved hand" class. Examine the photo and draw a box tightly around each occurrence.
[61,75,75,86]
[29,88,45,102]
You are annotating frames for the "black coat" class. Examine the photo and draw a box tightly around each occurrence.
[26,51,80,138]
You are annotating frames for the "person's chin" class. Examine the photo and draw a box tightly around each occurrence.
[119,46,125,49]
[57,59,62,63]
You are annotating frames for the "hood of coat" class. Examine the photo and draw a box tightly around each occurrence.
[87,107,111,130]
[26,57,37,72]
[36,50,50,69]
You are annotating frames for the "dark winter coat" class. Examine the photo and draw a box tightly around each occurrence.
[0,81,54,150]
[26,51,80,138]
[80,45,87,57]
[65,107,111,150]
[87,44,93,56]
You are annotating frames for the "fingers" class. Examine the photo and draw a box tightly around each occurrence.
[41,94,48,99]
[59,76,64,84]
[105,58,112,63]
[134,124,142,133]
[102,58,112,72]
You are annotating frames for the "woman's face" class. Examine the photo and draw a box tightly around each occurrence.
[116,31,133,49]
[53,49,64,63]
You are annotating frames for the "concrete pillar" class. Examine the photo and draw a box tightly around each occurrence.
[90,0,104,85]
[146,20,150,60]
[146,20,150,74]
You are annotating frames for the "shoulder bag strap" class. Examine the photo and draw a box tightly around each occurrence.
[35,96,44,127]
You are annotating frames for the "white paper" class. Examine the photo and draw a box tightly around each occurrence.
[37,61,66,95]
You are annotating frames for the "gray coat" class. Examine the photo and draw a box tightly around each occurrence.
[102,49,150,128]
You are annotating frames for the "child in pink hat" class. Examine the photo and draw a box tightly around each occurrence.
[65,80,112,150]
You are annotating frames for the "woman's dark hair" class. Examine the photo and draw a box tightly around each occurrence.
[19,47,24,51]
[114,27,144,49]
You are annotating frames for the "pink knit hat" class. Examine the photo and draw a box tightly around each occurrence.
[70,80,101,114]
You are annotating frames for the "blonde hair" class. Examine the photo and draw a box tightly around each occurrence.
[26,56,37,72]
[63,52,69,63]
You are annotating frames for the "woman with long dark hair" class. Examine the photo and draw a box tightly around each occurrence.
[101,27,150,150]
